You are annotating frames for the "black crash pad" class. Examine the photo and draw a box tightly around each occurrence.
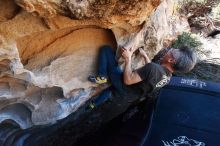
[141,77,220,146]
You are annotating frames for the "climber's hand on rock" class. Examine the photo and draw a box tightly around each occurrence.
[121,47,133,61]
[138,47,151,64]
[139,47,147,58]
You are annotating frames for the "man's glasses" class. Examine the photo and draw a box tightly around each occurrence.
[167,48,178,64]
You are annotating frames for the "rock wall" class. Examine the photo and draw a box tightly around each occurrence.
[0,0,190,129]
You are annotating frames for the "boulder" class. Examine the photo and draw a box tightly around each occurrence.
[0,0,190,131]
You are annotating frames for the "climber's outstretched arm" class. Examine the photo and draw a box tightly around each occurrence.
[121,48,142,85]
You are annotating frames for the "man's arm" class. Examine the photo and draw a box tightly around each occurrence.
[122,48,142,85]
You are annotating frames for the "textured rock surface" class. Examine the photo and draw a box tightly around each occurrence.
[0,0,192,130]
[0,0,20,22]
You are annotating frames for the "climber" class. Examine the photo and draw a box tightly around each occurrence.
[87,45,197,109]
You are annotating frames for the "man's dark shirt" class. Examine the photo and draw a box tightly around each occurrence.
[124,62,172,99]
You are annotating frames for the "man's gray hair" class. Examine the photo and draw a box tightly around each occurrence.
[173,46,197,73]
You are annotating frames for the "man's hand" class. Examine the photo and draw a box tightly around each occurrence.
[121,47,134,62]
[138,47,151,64]
[139,47,147,57]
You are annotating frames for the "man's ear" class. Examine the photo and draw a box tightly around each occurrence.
[168,58,176,63]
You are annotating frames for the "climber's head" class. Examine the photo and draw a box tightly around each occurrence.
[160,46,197,73]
